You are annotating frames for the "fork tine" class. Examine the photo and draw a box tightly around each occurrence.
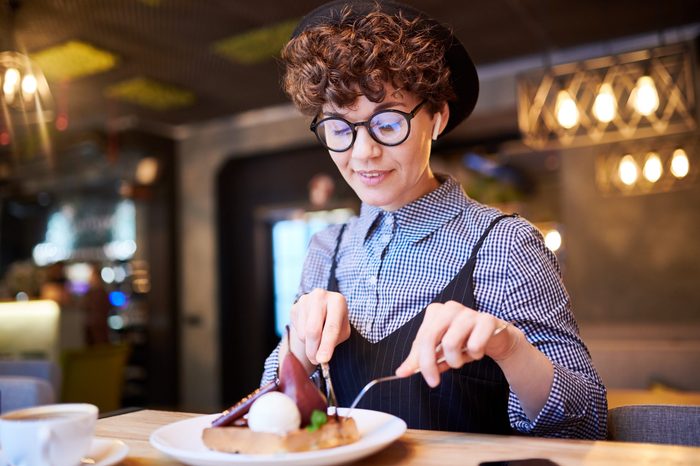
[344,374,404,420]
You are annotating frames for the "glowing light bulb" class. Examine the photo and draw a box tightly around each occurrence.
[555,90,579,129]
[3,68,20,89]
[3,68,20,102]
[630,76,659,116]
[592,83,616,123]
[642,152,663,183]
[618,155,638,186]
[21,74,37,98]
[544,230,562,252]
[670,148,690,179]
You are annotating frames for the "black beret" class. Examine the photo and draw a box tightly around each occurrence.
[291,0,479,135]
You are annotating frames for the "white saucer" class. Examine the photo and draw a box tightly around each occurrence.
[81,438,129,466]
[0,438,127,466]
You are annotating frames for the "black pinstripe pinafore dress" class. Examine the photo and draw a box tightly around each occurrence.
[328,214,514,433]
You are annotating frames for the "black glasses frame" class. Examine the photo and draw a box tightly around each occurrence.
[309,100,427,152]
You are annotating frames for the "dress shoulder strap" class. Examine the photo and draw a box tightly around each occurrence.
[326,223,347,291]
[467,213,518,263]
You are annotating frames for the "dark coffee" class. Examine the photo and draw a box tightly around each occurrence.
[4,411,83,421]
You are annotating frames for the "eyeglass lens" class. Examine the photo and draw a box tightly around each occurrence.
[316,110,410,151]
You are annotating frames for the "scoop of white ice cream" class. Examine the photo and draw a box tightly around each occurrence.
[247,391,301,435]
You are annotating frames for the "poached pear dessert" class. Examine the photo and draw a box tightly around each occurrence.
[203,330,359,454]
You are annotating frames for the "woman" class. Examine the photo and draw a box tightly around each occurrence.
[261,0,607,439]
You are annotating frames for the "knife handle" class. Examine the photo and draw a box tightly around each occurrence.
[210,379,279,427]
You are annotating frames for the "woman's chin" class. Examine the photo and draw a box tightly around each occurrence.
[347,175,405,210]
[355,191,400,210]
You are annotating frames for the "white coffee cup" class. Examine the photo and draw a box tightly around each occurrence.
[0,403,98,466]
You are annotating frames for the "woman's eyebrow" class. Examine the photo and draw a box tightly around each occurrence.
[323,100,406,118]
[373,101,404,112]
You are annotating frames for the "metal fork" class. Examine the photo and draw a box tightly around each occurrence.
[344,321,510,420]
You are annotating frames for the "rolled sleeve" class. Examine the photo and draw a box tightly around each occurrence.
[510,362,607,438]
[501,223,608,439]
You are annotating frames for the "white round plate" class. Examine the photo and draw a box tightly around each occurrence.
[82,438,129,466]
[149,408,407,466]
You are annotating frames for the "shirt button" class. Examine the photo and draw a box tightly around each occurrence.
[368,276,377,286]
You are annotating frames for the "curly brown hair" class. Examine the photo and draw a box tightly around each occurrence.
[281,4,456,116]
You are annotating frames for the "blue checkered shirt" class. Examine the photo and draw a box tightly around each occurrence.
[262,175,607,439]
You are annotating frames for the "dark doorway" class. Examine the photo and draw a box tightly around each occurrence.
[216,146,357,405]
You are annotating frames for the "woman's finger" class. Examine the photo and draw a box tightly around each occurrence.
[440,309,477,368]
[395,339,420,377]
[303,289,327,364]
[465,312,498,360]
[413,302,461,386]
[293,295,308,342]
[316,292,348,363]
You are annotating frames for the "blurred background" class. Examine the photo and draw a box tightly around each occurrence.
[0,0,699,415]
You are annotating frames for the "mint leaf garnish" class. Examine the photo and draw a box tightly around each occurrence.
[306,409,328,432]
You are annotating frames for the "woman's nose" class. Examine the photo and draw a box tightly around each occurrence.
[351,127,380,160]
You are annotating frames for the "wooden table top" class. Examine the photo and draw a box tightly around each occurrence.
[95,409,700,466]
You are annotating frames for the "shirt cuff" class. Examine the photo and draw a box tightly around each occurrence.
[511,362,589,436]
[260,344,281,386]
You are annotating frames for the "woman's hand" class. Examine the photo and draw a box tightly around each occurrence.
[395,300,522,387]
[287,288,351,368]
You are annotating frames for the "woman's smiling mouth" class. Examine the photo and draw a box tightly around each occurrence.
[355,170,391,185]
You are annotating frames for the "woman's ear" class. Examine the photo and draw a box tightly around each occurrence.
[431,103,450,141]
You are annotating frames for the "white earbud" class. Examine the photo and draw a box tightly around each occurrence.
[432,114,442,140]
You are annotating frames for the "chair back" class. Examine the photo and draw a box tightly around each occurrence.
[0,376,55,413]
[0,360,62,396]
[60,344,130,414]
[608,404,700,446]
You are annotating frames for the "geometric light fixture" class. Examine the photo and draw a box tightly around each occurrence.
[517,42,697,149]
[0,0,54,158]
[1,50,53,113]
[595,135,698,196]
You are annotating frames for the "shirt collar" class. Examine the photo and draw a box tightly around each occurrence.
[356,175,465,243]
[357,203,383,242]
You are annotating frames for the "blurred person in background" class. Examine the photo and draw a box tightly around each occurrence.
[40,261,69,305]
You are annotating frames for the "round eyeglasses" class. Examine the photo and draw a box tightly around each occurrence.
[310,100,427,152]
